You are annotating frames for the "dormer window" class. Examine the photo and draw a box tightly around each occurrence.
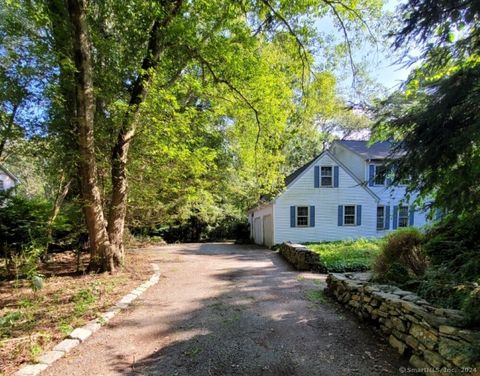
[374,165,387,185]
[321,166,333,187]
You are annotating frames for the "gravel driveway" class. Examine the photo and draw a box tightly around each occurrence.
[42,242,408,376]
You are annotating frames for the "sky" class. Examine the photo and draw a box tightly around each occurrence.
[312,0,416,99]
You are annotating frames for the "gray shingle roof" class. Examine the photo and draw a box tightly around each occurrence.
[335,140,397,160]
[284,153,322,186]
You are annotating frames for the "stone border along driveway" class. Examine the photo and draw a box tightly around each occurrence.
[13,264,161,376]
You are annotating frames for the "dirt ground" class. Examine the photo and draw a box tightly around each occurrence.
[0,251,151,375]
[41,243,409,376]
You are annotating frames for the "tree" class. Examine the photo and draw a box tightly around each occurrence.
[374,0,480,217]
[3,0,383,272]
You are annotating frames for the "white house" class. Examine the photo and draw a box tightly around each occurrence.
[0,165,19,192]
[248,140,430,247]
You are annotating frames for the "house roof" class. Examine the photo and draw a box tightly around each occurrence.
[334,140,398,160]
[283,150,379,202]
[0,165,19,182]
[284,153,322,186]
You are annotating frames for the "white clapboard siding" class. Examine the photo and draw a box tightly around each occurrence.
[331,142,366,181]
[332,145,430,230]
[273,153,378,244]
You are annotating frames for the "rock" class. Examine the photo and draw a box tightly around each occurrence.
[421,313,448,328]
[410,323,438,350]
[405,335,420,349]
[372,291,400,301]
[439,325,460,336]
[53,338,80,353]
[439,337,472,367]
[423,350,445,368]
[402,294,422,303]
[82,320,102,333]
[13,364,49,376]
[69,327,92,342]
[389,335,406,355]
[38,350,65,364]
[392,317,407,332]
[409,355,429,369]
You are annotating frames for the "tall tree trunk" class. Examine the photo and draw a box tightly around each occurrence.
[107,0,184,263]
[67,0,114,272]
[46,172,72,241]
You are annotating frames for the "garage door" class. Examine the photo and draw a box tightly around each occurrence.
[263,215,273,247]
[253,217,262,245]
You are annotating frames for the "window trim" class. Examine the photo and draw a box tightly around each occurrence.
[343,204,356,226]
[374,165,387,186]
[320,165,333,187]
[398,205,409,228]
[376,205,385,231]
[296,206,310,227]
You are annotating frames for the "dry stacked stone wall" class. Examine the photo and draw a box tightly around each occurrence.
[326,273,480,371]
[278,243,326,272]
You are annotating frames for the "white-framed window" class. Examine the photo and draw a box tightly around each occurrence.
[398,205,409,227]
[343,205,356,225]
[374,165,387,185]
[320,166,333,187]
[377,206,385,230]
[296,206,309,227]
[0,179,4,191]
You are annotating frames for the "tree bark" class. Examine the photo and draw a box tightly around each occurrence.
[107,0,184,264]
[46,172,72,241]
[67,0,114,272]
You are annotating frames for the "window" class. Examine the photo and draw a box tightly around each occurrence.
[398,206,409,227]
[374,165,387,185]
[377,206,385,230]
[321,166,332,187]
[0,179,3,191]
[296,206,309,227]
[344,205,356,225]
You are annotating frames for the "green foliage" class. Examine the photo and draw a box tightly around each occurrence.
[373,228,427,288]
[462,287,480,327]
[306,238,381,272]
[0,311,22,328]
[0,194,52,252]
[415,216,480,325]
[73,288,96,316]
[57,322,73,336]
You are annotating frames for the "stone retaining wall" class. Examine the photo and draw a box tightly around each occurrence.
[278,243,326,272]
[326,273,480,371]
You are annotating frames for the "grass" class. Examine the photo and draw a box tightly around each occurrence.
[305,238,382,272]
[0,250,152,375]
[304,289,326,303]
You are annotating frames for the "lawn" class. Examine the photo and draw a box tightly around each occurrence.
[305,238,382,272]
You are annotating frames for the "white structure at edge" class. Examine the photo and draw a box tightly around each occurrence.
[249,140,430,247]
[0,165,19,192]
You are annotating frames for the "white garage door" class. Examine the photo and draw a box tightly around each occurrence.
[253,217,262,245]
[263,215,273,247]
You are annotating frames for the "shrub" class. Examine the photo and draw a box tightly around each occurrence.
[373,228,427,288]
[416,215,480,325]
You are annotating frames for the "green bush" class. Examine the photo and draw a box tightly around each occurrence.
[373,228,427,288]
[0,194,53,254]
[416,215,480,326]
